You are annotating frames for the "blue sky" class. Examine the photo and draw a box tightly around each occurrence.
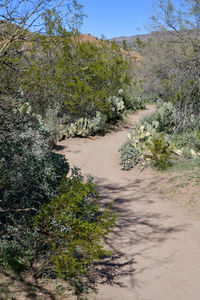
[81,0,154,39]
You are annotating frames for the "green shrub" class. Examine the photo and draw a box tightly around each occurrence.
[0,107,69,272]
[176,130,200,152]
[41,105,64,146]
[35,105,107,143]
[121,84,147,111]
[24,37,131,123]
[34,168,116,295]
[146,132,173,169]
[0,128,69,211]
[0,228,36,273]
[171,130,200,159]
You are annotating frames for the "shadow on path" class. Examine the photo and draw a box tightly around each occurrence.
[88,177,186,290]
[0,269,56,300]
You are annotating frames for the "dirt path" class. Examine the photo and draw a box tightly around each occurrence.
[57,105,200,300]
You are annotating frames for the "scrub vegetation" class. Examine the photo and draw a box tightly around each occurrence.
[120,0,200,172]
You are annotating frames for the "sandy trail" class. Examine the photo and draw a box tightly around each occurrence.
[57,105,200,300]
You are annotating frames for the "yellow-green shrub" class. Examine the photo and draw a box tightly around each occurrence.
[35,169,116,295]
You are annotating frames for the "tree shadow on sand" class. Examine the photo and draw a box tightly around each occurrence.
[0,269,57,300]
[88,177,186,291]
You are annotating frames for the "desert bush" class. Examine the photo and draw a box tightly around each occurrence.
[147,99,200,133]
[0,99,116,297]
[18,101,106,144]
[0,104,69,271]
[135,1,200,133]
[0,129,69,210]
[121,84,147,111]
[146,132,173,169]
[16,35,138,145]
[0,226,37,273]
[171,130,200,159]
[34,168,116,295]
[0,100,117,298]
[24,37,131,122]
[39,107,107,142]
[41,105,64,146]
[173,100,200,133]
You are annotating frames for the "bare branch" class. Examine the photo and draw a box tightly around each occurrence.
[0,0,45,56]
[0,207,37,213]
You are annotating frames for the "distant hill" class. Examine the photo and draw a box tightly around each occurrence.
[110,33,151,45]
[109,31,169,47]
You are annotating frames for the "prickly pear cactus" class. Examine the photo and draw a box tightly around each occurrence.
[119,118,174,170]
[109,96,125,116]
[58,112,107,138]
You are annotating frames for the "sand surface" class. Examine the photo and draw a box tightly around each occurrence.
[57,105,200,300]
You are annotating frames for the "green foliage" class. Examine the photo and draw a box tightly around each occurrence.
[171,130,200,159]
[146,132,173,169]
[0,117,69,212]
[122,40,129,51]
[133,100,200,167]
[139,101,175,134]
[39,107,107,142]
[34,169,116,293]
[135,1,200,133]
[121,84,147,111]
[19,35,143,143]
[0,104,69,272]
[119,118,173,170]
[133,37,147,50]
[0,228,36,273]
[0,103,116,297]
[24,37,131,122]
[109,95,125,116]
[139,100,200,162]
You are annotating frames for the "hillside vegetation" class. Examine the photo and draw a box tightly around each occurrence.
[120,0,200,172]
